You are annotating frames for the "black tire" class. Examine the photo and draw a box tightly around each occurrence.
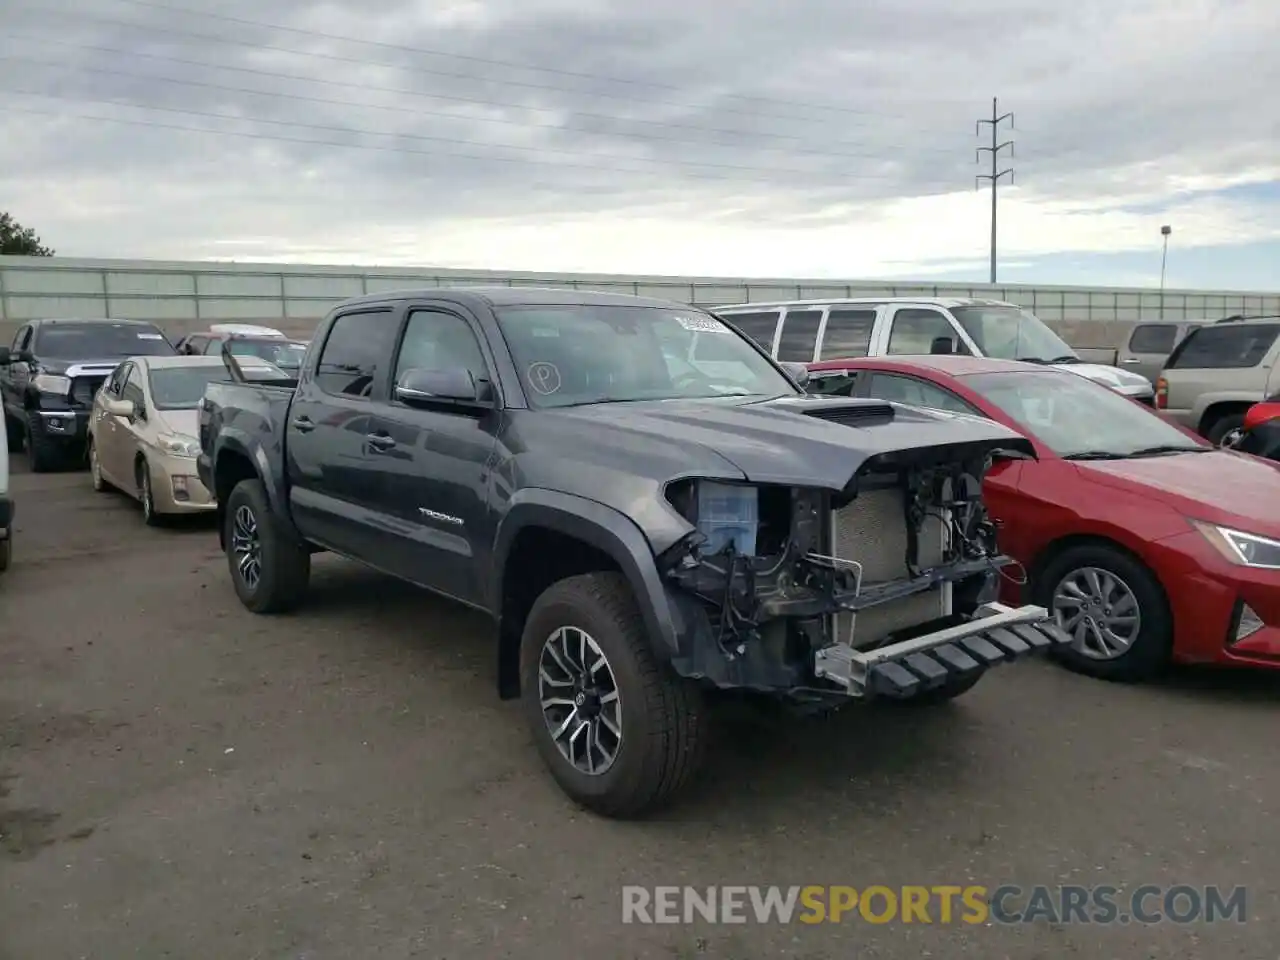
[1205,412,1245,446]
[88,438,111,492]
[25,412,61,473]
[136,458,163,527]
[520,572,707,818]
[1034,543,1172,682]
[224,477,310,614]
[4,414,21,454]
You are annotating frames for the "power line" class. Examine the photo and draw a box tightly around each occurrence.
[975,97,1014,284]
[93,0,955,120]
[0,81,961,185]
[0,33,963,161]
[18,0,937,125]
[0,98,964,196]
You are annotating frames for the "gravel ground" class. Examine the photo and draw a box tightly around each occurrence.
[1,459,1277,959]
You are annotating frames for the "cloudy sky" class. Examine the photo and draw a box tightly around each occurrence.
[1,0,1278,289]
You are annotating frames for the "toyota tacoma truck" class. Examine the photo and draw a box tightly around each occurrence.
[198,288,1072,817]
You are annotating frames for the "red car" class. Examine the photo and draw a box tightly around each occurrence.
[805,355,1280,680]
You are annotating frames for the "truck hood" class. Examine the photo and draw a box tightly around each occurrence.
[1078,449,1280,539]
[1056,362,1153,397]
[545,394,1035,489]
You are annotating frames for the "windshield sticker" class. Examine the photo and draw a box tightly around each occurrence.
[527,361,562,395]
[137,333,164,339]
[676,315,730,334]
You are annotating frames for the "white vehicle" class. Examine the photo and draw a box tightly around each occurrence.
[0,410,11,573]
[712,297,1156,403]
[207,323,286,338]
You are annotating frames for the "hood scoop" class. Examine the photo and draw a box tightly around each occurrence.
[799,400,896,428]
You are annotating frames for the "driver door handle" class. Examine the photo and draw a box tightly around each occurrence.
[291,416,315,433]
[366,432,396,451]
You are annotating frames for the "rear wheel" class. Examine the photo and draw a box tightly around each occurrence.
[224,478,310,614]
[1036,543,1172,682]
[520,572,707,818]
[1205,412,1245,446]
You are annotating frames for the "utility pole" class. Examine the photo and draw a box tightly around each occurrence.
[976,97,1014,284]
[1159,224,1172,318]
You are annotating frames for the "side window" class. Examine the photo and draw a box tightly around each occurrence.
[203,338,223,355]
[1127,323,1177,354]
[394,310,488,384]
[865,373,977,415]
[775,309,823,362]
[313,309,399,398]
[720,311,781,351]
[12,326,32,352]
[886,309,971,356]
[106,362,131,397]
[1166,324,1280,369]
[806,370,859,397]
[121,364,145,407]
[819,308,876,360]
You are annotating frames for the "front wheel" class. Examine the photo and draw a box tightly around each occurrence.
[137,459,162,527]
[224,478,310,614]
[89,439,111,492]
[1036,543,1172,682]
[520,572,707,818]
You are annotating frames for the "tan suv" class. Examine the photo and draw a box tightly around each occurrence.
[1155,317,1280,444]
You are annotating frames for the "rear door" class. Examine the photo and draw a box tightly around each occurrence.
[1118,322,1178,383]
[363,304,500,605]
[285,305,400,557]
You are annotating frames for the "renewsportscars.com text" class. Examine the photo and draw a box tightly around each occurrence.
[621,884,1247,925]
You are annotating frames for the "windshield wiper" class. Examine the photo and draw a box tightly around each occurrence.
[1126,444,1212,458]
[1061,450,1127,460]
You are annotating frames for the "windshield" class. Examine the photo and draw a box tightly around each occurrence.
[964,369,1205,458]
[34,322,175,359]
[494,304,797,408]
[229,339,307,370]
[147,365,225,410]
[951,306,1076,363]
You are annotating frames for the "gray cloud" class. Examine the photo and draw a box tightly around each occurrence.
[1,0,1277,260]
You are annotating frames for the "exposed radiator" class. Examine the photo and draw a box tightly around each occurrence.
[830,487,949,649]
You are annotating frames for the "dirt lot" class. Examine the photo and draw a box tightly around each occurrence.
[1,459,1277,959]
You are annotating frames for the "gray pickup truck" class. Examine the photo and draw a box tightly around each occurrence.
[197,287,1070,817]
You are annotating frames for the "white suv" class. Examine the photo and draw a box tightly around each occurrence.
[713,297,1155,403]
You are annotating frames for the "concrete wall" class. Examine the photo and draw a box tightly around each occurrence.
[4,255,1279,352]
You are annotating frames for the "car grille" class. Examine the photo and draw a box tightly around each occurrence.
[71,376,107,406]
[830,488,949,649]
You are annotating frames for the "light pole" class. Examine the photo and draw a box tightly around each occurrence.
[1159,225,1172,318]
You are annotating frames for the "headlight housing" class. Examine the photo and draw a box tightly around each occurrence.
[32,374,72,395]
[1192,521,1280,570]
[157,433,200,458]
[665,479,761,556]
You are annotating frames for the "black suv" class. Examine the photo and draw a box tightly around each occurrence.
[1,318,177,471]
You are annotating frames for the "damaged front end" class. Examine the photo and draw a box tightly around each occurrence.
[657,422,1073,702]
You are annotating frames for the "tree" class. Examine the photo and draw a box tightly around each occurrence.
[0,212,54,256]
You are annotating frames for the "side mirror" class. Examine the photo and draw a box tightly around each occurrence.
[394,368,493,407]
[105,398,135,418]
[778,361,810,388]
[930,336,955,355]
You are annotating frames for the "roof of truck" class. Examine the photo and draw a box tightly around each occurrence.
[336,286,692,311]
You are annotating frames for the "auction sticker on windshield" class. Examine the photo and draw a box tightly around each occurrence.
[677,315,731,334]
[138,333,165,339]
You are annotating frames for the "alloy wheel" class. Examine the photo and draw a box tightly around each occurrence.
[1051,566,1142,660]
[537,625,623,776]
[231,504,262,591]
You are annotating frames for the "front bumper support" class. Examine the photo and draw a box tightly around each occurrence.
[813,602,1073,698]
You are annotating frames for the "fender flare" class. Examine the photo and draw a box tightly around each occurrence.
[490,489,681,660]
[212,434,302,545]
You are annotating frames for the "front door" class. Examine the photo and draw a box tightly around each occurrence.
[93,361,132,488]
[878,307,974,357]
[364,306,499,605]
[285,306,400,557]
